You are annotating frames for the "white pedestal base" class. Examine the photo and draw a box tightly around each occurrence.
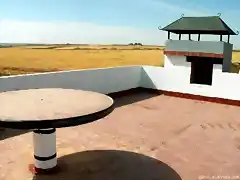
[33,128,57,170]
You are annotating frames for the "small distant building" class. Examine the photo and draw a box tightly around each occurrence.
[160,15,237,86]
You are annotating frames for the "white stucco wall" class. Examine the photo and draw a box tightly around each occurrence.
[213,64,223,73]
[211,71,240,99]
[0,66,142,94]
[141,63,240,100]
[164,55,191,69]
[1,61,240,101]
[140,54,240,100]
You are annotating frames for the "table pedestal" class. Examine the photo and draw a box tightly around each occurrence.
[31,128,57,173]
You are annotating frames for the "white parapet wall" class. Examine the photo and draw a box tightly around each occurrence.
[1,64,240,101]
[164,55,191,69]
[141,65,240,101]
[0,66,142,94]
[140,53,240,101]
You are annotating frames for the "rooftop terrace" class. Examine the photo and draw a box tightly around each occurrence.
[1,89,240,180]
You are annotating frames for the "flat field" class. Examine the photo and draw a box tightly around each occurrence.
[0,45,239,76]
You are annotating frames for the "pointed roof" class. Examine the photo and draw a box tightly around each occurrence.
[161,16,237,35]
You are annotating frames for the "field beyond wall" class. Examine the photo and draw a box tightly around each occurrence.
[0,44,239,76]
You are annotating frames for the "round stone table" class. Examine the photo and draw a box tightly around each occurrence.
[0,88,114,174]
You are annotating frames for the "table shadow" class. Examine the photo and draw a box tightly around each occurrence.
[0,128,30,141]
[33,150,182,180]
[109,88,160,108]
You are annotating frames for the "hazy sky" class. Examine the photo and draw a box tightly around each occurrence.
[0,0,240,47]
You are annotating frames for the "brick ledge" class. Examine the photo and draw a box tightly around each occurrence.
[108,87,240,107]
[161,90,240,106]
[164,50,224,58]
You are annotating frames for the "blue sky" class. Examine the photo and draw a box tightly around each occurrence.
[0,0,240,47]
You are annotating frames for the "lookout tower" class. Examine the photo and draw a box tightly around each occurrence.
[160,15,238,86]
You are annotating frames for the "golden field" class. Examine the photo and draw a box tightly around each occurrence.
[0,45,239,76]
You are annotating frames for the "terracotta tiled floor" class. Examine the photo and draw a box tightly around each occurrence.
[0,91,240,180]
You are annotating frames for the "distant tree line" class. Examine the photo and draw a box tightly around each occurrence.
[128,43,143,46]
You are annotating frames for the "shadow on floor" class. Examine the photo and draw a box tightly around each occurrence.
[109,88,161,108]
[0,128,30,141]
[33,150,182,180]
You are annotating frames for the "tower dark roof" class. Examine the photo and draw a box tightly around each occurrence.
[161,16,237,35]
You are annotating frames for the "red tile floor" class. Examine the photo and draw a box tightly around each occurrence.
[0,91,240,180]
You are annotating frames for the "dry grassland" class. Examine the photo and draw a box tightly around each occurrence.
[0,45,239,76]
[55,45,164,50]
[0,46,163,76]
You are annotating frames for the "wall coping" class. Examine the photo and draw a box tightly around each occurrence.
[0,65,141,79]
[164,50,224,58]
